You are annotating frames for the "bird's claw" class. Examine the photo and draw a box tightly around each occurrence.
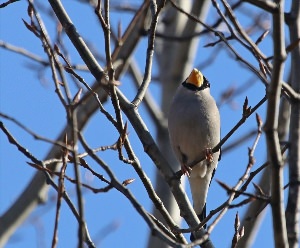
[205,148,214,163]
[181,164,192,177]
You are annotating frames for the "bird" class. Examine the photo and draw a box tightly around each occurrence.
[168,68,220,231]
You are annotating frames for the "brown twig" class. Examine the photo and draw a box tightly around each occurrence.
[0,121,95,247]
[131,0,166,107]
[217,180,269,202]
[206,113,262,233]
[231,212,244,248]
[51,134,68,248]
[0,40,48,64]
[239,144,288,196]
[218,0,272,73]
[0,112,69,149]
[27,160,113,193]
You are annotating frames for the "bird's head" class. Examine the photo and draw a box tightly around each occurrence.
[183,68,210,91]
[186,68,204,88]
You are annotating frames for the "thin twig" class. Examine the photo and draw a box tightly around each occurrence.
[0,40,48,64]
[219,0,272,72]
[27,160,113,193]
[186,108,264,247]
[0,112,69,149]
[78,132,184,247]
[132,0,166,107]
[0,0,20,8]
[128,59,167,132]
[169,0,268,85]
[28,1,86,244]
[170,0,300,103]
[0,1,151,246]
[203,110,264,235]
[51,135,68,248]
[0,122,95,247]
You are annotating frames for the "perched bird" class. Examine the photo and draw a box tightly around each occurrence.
[168,68,220,226]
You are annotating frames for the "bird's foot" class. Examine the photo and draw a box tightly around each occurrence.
[205,148,214,163]
[181,164,192,177]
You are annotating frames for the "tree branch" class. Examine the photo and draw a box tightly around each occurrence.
[0,122,95,248]
[0,1,150,245]
[285,1,300,247]
[264,1,288,247]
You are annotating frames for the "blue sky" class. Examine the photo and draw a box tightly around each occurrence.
[0,1,292,247]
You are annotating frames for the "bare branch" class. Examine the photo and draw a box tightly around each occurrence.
[203,111,263,236]
[0,122,95,247]
[132,0,166,106]
[78,132,183,247]
[285,1,300,247]
[0,0,20,8]
[51,134,68,248]
[128,59,167,131]
[231,212,244,248]
[264,0,288,247]
[170,0,268,85]
[0,1,151,245]
[0,40,48,64]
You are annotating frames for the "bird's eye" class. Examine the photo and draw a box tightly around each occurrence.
[203,76,210,88]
